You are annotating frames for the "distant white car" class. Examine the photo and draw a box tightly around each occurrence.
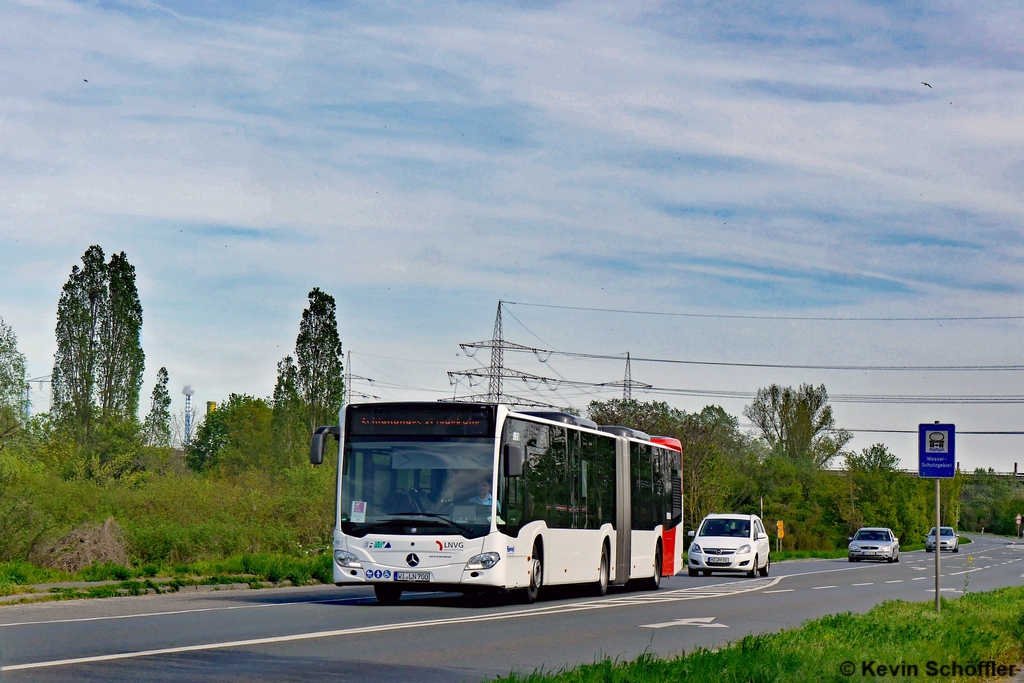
[926,526,959,552]
[848,527,900,563]
[687,513,771,577]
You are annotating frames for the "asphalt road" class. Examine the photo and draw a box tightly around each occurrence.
[2,534,1022,682]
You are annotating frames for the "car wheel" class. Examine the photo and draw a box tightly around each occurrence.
[702,570,712,576]
[374,584,402,605]
[887,554,895,563]
[894,551,899,563]
[759,554,770,577]
[688,567,698,577]
[926,547,933,553]
[848,556,855,562]
[953,545,959,553]
[594,546,609,596]
[747,555,758,578]
[521,543,543,604]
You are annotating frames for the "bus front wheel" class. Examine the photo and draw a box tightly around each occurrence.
[374,584,402,605]
[643,543,663,590]
[522,543,543,604]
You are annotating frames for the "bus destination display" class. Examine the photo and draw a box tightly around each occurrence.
[347,405,495,437]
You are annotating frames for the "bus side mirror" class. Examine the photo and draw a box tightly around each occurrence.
[503,444,524,477]
[310,425,340,465]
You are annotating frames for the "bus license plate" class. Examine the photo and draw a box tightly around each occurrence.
[394,572,430,582]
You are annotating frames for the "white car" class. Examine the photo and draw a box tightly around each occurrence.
[687,513,771,577]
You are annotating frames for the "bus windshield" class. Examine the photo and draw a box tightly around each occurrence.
[342,437,495,539]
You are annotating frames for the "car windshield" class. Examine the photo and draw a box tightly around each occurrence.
[700,518,750,538]
[854,530,889,541]
[342,437,495,539]
[928,527,956,536]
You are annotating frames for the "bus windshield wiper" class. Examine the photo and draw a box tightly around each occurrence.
[386,513,475,535]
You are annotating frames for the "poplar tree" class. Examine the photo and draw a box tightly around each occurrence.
[98,252,145,421]
[51,245,108,438]
[51,246,145,441]
[294,288,344,434]
[272,356,307,466]
[0,316,27,446]
[142,367,172,447]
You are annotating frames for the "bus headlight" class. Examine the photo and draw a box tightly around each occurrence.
[466,552,501,570]
[334,550,362,568]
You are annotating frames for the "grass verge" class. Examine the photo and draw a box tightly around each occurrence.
[0,552,333,599]
[497,586,1024,683]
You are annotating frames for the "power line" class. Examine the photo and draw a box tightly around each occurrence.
[506,301,1024,322]
[461,341,1024,372]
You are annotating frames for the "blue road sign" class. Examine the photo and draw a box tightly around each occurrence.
[919,423,955,478]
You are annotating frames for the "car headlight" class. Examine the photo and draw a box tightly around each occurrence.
[690,544,702,554]
[466,552,501,570]
[737,544,751,554]
[850,544,860,550]
[334,550,362,568]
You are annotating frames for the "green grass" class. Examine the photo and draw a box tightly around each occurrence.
[497,586,1024,683]
[0,551,333,599]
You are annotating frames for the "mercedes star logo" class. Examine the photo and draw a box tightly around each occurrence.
[406,553,420,567]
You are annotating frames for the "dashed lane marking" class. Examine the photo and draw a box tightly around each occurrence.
[811,585,838,590]
[762,589,794,594]
[852,583,874,586]
[885,580,903,584]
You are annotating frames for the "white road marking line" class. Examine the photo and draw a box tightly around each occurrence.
[912,577,927,581]
[1,577,782,671]
[811,585,838,590]
[762,589,794,594]
[885,580,903,584]
[0,596,373,629]
[852,583,874,586]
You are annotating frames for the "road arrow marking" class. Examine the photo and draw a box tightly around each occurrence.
[639,617,728,629]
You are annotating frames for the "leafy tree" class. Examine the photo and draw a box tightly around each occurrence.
[97,252,145,422]
[185,394,274,474]
[142,367,172,447]
[0,316,27,448]
[51,245,108,439]
[51,246,145,440]
[295,288,344,433]
[743,383,851,469]
[272,356,308,468]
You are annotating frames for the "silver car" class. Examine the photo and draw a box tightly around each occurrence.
[848,527,900,563]
[926,526,959,552]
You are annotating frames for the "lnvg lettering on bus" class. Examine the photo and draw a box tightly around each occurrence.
[436,540,464,551]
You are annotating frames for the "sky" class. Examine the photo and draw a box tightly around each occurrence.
[2,0,1023,471]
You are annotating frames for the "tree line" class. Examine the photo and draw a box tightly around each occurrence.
[1,247,1022,554]
[0,245,345,482]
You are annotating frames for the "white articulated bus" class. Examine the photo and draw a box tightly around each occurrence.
[309,402,683,604]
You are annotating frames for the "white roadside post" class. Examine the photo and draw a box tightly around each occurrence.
[919,421,955,613]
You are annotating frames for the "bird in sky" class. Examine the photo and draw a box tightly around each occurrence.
[921,82,931,88]
[83,79,88,82]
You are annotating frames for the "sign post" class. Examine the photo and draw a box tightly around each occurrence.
[776,520,784,554]
[919,422,955,613]
[1017,513,1022,538]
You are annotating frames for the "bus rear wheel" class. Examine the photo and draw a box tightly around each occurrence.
[521,543,543,604]
[374,584,402,605]
[594,546,610,597]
